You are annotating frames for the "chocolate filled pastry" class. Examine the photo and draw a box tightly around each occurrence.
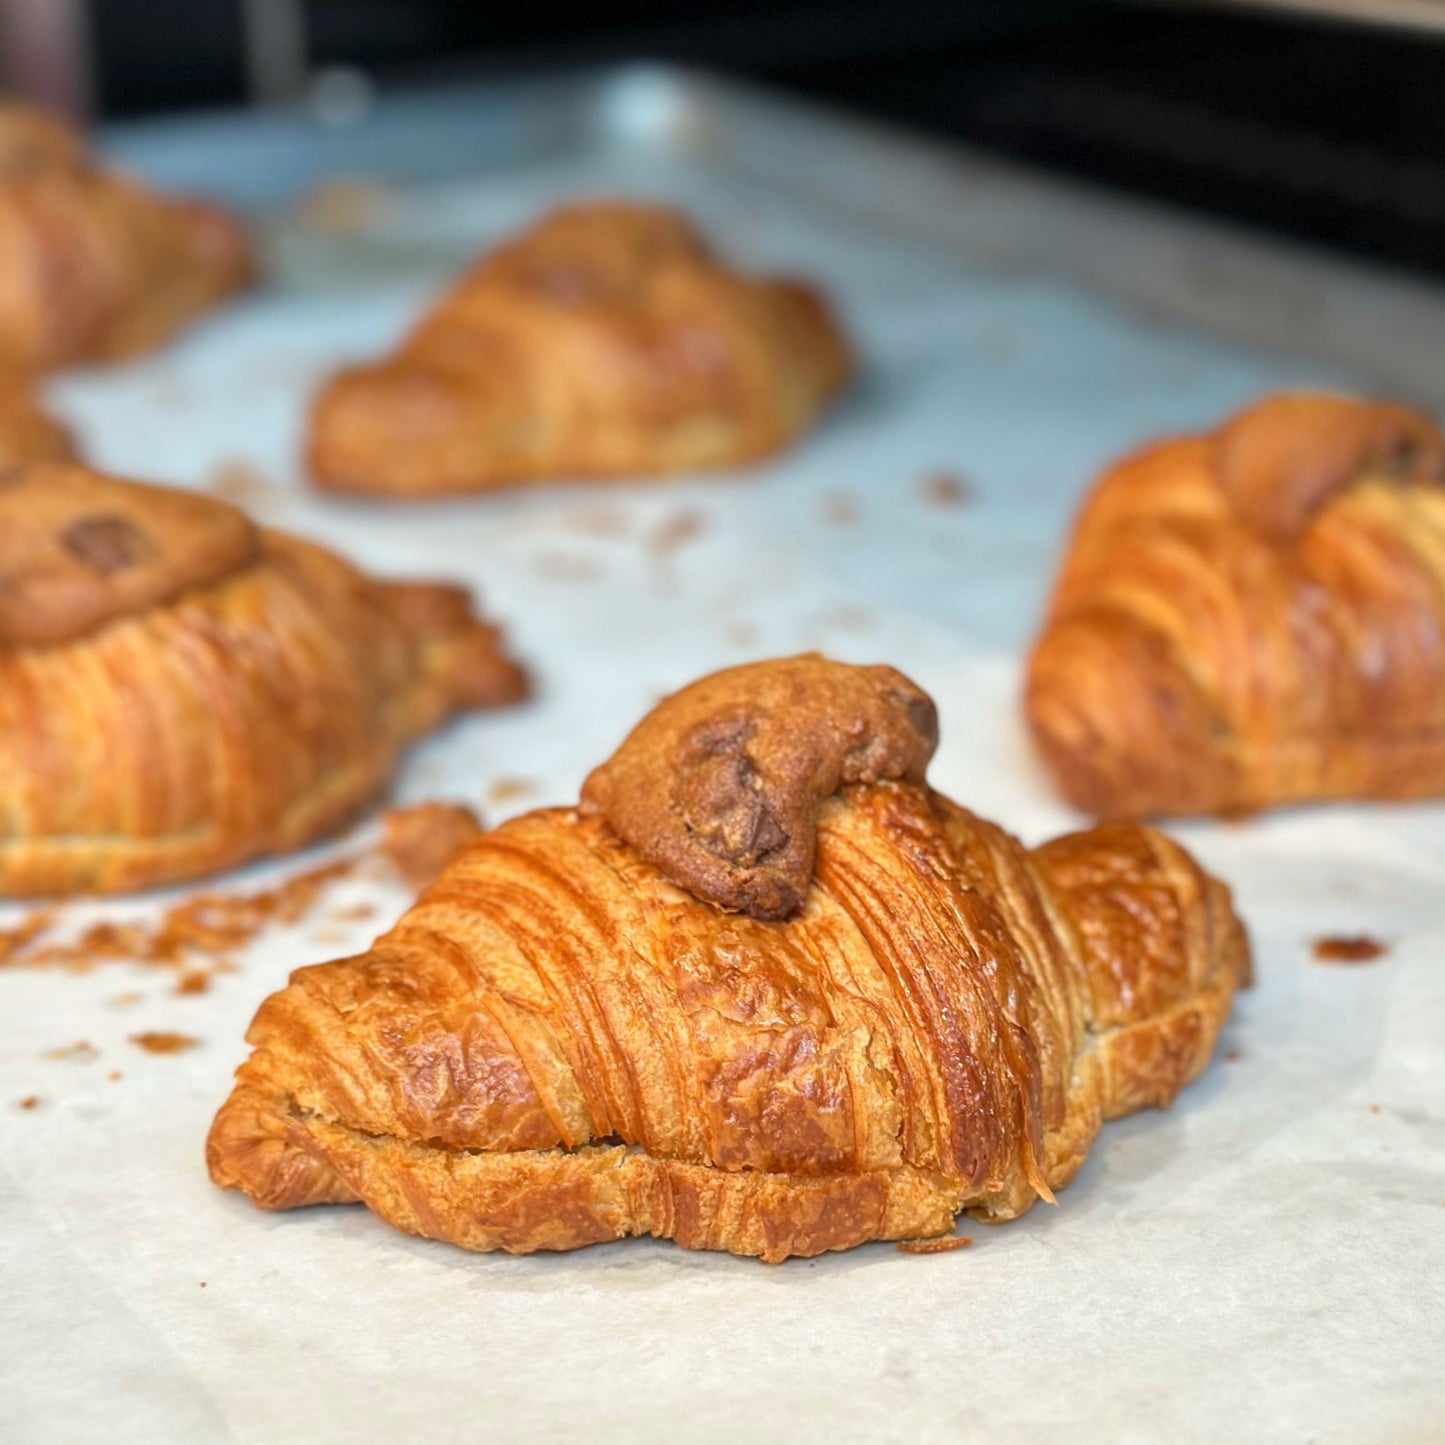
[0,461,526,896]
[1027,392,1445,818]
[208,655,1249,1263]
[0,104,251,370]
[306,201,854,497]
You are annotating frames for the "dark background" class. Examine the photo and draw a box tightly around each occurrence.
[74,0,1445,278]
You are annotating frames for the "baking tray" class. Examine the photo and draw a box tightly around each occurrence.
[3,67,1443,1445]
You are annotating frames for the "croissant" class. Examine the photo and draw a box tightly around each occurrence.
[0,371,75,463]
[0,461,526,896]
[0,104,251,370]
[306,201,853,497]
[208,656,1249,1263]
[1026,392,1445,818]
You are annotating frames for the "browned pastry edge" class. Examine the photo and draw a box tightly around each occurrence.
[580,655,938,919]
[0,461,259,646]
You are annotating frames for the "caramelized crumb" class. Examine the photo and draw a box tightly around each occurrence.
[175,969,210,995]
[0,909,54,962]
[531,551,602,584]
[1369,1104,1381,1114]
[18,1095,39,1110]
[920,470,974,507]
[293,176,398,233]
[382,803,484,891]
[46,1040,99,1062]
[199,1281,207,1289]
[1312,934,1387,963]
[205,458,272,510]
[329,902,376,923]
[5,856,358,972]
[646,509,705,555]
[485,776,538,807]
[107,1071,122,1083]
[130,1031,199,1055]
[897,1235,973,1255]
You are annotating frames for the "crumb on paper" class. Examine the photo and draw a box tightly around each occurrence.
[292,176,399,233]
[817,604,872,634]
[199,1281,207,1289]
[564,503,630,538]
[46,1040,99,1062]
[920,470,974,508]
[329,902,377,923]
[1369,1104,1381,1114]
[1224,1048,1240,1062]
[530,551,603,584]
[107,1071,122,1083]
[129,1031,199,1055]
[646,508,706,556]
[897,1235,973,1255]
[175,970,210,996]
[0,909,55,964]
[382,802,484,891]
[205,458,274,510]
[4,856,359,973]
[110,991,144,1007]
[1312,934,1388,963]
[17,1095,39,1110]
[486,776,538,808]
[819,491,860,525]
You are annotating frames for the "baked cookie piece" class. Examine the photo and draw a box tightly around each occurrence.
[0,104,252,369]
[307,201,854,496]
[0,461,526,895]
[209,656,1248,1262]
[1026,392,1445,817]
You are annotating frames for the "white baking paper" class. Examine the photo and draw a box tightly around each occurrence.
[1,141,1442,1445]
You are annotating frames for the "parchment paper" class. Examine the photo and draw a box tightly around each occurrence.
[1,141,1442,1445]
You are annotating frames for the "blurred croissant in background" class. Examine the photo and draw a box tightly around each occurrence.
[307,200,854,497]
[0,104,252,370]
[1027,392,1445,818]
[0,461,526,896]
[210,656,1249,1263]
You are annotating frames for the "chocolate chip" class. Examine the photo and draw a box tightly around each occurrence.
[62,515,156,575]
[901,692,940,749]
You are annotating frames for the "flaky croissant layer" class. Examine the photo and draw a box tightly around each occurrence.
[0,462,526,896]
[210,658,1248,1262]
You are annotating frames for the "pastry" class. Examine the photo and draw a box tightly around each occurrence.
[0,371,75,463]
[0,104,251,369]
[307,200,853,496]
[0,461,526,895]
[208,655,1249,1262]
[1026,392,1445,817]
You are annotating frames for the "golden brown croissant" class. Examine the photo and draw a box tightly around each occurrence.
[306,201,853,497]
[208,656,1249,1262]
[0,461,526,896]
[0,105,251,370]
[0,371,75,463]
[1026,392,1445,818]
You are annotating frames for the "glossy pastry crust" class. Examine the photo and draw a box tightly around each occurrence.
[306,201,854,496]
[0,105,251,370]
[209,656,1249,1262]
[1026,392,1445,817]
[0,462,526,895]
